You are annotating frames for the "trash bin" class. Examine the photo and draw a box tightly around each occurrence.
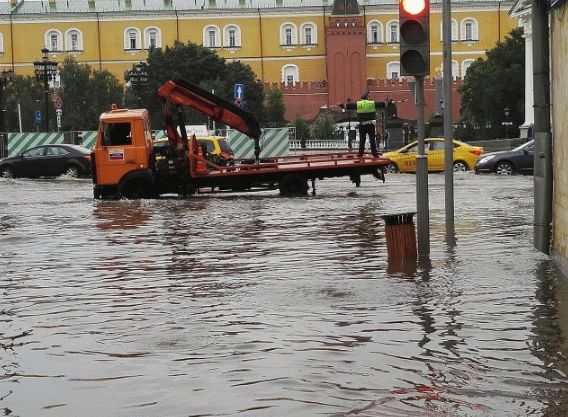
[381,212,417,260]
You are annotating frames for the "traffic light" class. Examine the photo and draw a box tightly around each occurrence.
[399,0,430,76]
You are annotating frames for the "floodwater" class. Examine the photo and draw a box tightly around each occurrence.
[1,173,568,417]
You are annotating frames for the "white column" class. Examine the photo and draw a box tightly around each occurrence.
[521,18,534,138]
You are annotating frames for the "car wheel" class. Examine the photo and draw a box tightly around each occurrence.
[453,161,469,172]
[495,161,514,175]
[385,163,399,174]
[64,165,80,178]
[1,165,14,178]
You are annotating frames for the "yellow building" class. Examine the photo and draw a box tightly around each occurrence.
[0,0,516,86]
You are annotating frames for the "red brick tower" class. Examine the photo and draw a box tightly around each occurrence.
[326,0,367,106]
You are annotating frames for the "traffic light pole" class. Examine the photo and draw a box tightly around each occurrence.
[442,0,455,245]
[415,75,430,257]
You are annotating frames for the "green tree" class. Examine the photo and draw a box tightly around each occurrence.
[311,111,335,139]
[291,117,311,141]
[458,27,525,140]
[4,75,45,132]
[263,87,286,127]
[139,41,264,130]
[58,57,124,131]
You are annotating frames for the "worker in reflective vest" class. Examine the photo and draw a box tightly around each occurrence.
[340,91,385,158]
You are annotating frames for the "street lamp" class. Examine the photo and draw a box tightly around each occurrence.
[0,69,13,134]
[502,107,513,139]
[127,62,148,108]
[33,47,58,132]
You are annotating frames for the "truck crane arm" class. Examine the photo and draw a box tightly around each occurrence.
[157,78,262,140]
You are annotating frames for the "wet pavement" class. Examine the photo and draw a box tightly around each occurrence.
[1,173,568,417]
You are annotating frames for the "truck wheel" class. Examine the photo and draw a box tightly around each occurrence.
[279,174,308,196]
[119,179,156,199]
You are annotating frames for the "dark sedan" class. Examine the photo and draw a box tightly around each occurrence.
[474,139,534,175]
[0,144,92,179]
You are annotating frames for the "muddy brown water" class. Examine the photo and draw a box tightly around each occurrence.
[1,173,568,417]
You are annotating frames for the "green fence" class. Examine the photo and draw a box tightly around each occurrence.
[4,128,289,159]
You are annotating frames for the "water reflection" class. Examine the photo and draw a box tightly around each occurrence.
[3,174,568,416]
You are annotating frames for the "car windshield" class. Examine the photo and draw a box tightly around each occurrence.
[512,140,534,152]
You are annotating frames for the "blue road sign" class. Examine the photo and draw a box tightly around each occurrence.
[234,83,244,100]
[34,110,41,124]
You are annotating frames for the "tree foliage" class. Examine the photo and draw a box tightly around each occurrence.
[458,27,525,140]
[59,57,123,131]
[139,41,265,129]
[311,111,335,139]
[4,75,44,132]
[3,57,123,133]
[263,87,287,127]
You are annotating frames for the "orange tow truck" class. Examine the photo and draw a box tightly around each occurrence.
[92,78,391,199]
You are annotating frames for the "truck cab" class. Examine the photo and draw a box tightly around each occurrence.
[92,106,156,199]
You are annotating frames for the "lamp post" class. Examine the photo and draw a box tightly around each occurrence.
[0,69,13,134]
[127,62,148,108]
[502,107,513,139]
[33,47,58,132]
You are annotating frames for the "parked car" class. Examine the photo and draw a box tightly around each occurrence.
[383,138,484,173]
[474,139,534,175]
[0,144,92,179]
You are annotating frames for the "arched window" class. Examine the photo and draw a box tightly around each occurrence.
[462,59,475,77]
[386,21,399,43]
[387,62,401,80]
[124,27,141,50]
[223,24,241,48]
[280,23,297,46]
[461,18,478,41]
[439,19,458,41]
[300,22,317,45]
[144,27,162,49]
[367,20,383,44]
[282,64,299,85]
[442,60,459,79]
[65,29,83,52]
[45,29,63,52]
[203,25,221,48]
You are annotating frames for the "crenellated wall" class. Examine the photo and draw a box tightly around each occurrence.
[269,77,463,122]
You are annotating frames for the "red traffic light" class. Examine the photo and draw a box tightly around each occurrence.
[401,0,426,15]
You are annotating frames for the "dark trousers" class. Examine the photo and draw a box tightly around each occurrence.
[358,123,378,157]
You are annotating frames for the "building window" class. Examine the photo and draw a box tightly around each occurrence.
[203,25,220,48]
[462,59,475,77]
[223,25,241,48]
[387,62,401,80]
[45,29,63,52]
[124,28,141,50]
[300,23,317,45]
[282,64,299,85]
[439,19,458,41]
[387,21,398,43]
[461,18,478,41]
[367,21,383,44]
[280,23,297,46]
[0,34,4,54]
[144,27,162,49]
[65,29,83,52]
[442,60,459,79]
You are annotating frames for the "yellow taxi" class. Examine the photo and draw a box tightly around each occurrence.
[383,138,484,173]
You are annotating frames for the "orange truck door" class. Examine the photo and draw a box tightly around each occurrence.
[94,121,142,185]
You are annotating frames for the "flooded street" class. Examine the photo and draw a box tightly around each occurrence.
[1,173,568,416]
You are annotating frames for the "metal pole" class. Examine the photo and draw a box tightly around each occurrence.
[44,66,49,132]
[442,0,455,243]
[532,0,552,254]
[415,75,430,257]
